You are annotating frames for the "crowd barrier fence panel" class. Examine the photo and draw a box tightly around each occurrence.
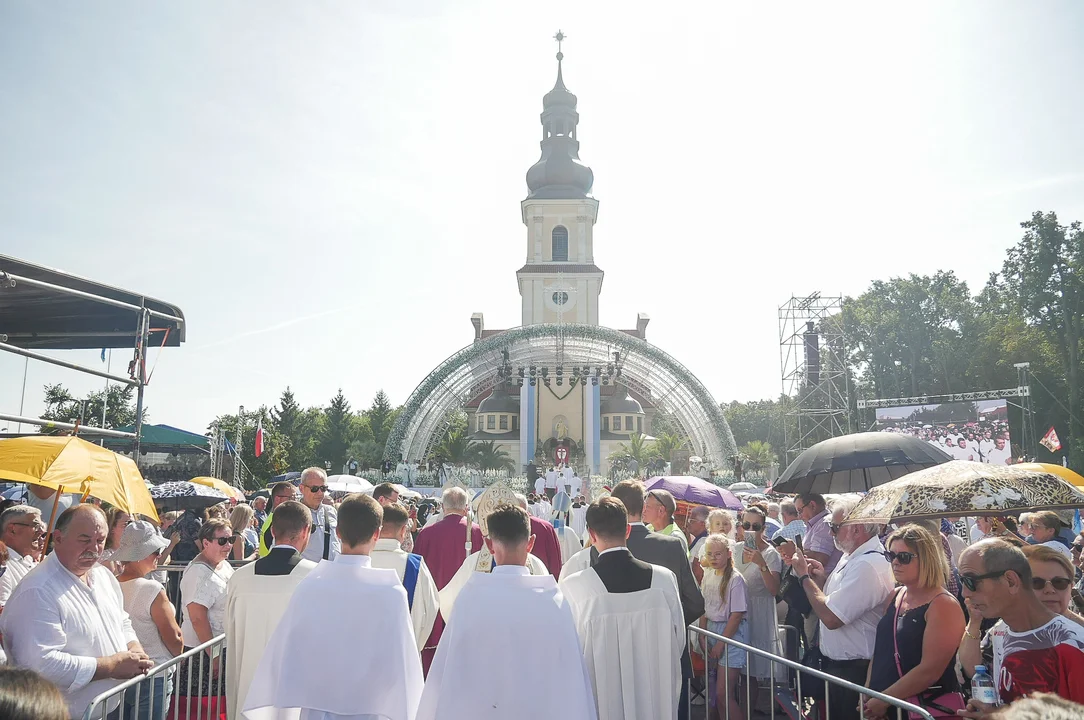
[82,634,227,720]
[688,624,935,720]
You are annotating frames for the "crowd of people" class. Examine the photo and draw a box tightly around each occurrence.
[0,469,1082,719]
[882,421,1013,464]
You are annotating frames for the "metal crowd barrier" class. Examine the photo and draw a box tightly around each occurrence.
[688,625,935,720]
[158,561,251,623]
[82,634,227,720]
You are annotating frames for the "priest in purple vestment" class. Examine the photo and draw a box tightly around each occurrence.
[413,486,483,674]
[516,494,562,577]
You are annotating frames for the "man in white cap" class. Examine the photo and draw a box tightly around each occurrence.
[417,504,596,720]
[242,494,422,720]
[225,500,316,720]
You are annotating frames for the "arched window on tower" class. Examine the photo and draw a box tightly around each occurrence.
[552,226,569,262]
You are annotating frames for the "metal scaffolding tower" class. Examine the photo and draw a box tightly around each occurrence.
[780,293,852,465]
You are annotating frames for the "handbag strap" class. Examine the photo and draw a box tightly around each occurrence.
[891,587,905,677]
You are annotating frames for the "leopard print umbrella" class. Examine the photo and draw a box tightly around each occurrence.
[842,460,1084,525]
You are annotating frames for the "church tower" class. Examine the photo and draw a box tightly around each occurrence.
[518,34,602,327]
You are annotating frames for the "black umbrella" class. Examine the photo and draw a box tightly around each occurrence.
[770,432,953,495]
[149,481,230,512]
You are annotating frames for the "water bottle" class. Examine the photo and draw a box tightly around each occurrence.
[972,665,998,705]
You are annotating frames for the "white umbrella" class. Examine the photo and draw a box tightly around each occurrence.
[326,475,374,494]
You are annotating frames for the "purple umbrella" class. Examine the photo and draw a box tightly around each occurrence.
[644,476,743,510]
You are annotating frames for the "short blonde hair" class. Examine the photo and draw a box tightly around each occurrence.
[1023,544,1074,578]
[886,523,949,590]
[707,509,735,535]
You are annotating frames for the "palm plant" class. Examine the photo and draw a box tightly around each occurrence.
[433,425,472,464]
[653,432,689,463]
[613,432,657,467]
[740,440,775,475]
[469,440,517,473]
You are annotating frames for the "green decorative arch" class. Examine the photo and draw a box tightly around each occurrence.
[385,324,737,468]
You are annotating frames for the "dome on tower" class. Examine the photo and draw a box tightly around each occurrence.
[600,385,644,415]
[525,47,594,200]
[478,383,520,414]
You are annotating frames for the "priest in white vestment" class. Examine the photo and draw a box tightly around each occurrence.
[227,501,318,720]
[438,483,549,620]
[561,497,686,720]
[550,491,583,566]
[242,495,423,720]
[417,504,596,720]
[370,502,439,652]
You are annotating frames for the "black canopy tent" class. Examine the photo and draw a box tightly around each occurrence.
[0,254,186,454]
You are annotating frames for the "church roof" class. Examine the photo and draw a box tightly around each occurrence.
[600,384,645,415]
[516,263,602,275]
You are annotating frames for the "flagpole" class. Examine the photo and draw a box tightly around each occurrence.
[234,405,244,488]
[100,349,111,446]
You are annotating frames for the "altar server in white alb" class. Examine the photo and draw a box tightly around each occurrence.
[561,497,686,720]
[226,501,317,720]
[242,494,423,720]
[370,502,439,653]
[417,503,596,720]
[437,483,549,619]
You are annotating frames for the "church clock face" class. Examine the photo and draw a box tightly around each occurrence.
[552,291,569,306]
[544,284,577,313]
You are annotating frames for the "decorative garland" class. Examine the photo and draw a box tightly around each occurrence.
[384,323,738,467]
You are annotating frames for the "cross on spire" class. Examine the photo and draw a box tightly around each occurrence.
[553,29,566,60]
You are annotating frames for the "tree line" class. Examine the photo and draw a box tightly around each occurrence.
[725,210,1084,471]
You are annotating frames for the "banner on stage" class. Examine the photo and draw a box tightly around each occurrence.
[875,399,1012,465]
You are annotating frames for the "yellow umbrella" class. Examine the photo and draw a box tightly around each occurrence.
[1014,463,1084,487]
[190,476,245,501]
[0,436,158,524]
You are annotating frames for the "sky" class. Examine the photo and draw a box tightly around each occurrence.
[2,1,1084,435]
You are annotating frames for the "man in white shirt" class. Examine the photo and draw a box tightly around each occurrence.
[1,505,153,719]
[0,505,45,608]
[370,502,439,653]
[544,466,560,500]
[787,500,894,720]
[298,466,341,563]
[243,494,423,720]
[418,504,596,720]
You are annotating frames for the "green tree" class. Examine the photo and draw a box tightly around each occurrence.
[366,390,395,449]
[999,211,1084,467]
[39,383,143,433]
[469,440,516,472]
[433,423,472,464]
[209,406,289,489]
[653,432,688,463]
[609,432,657,468]
[722,398,788,465]
[740,440,775,476]
[317,390,355,473]
[270,386,317,470]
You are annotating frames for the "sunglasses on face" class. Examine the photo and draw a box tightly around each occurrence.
[884,550,916,565]
[304,485,328,493]
[742,522,763,532]
[1032,576,1072,592]
[209,536,236,547]
[960,570,1007,592]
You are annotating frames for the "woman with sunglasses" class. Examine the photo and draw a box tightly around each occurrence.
[862,524,964,720]
[1023,545,1084,627]
[115,521,184,720]
[733,504,782,709]
[177,519,235,701]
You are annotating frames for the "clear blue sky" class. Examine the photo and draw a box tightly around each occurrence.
[2,1,1083,433]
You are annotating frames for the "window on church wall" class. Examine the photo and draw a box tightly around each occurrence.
[499,415,508,430]
[551,226,569,262]
[477,415,483,432]
[613,416,621,431]
[513,416,519,431]
[637,417,643,434]
[626,416,634,432]
[603,417,609,432]
[487,415,496,430]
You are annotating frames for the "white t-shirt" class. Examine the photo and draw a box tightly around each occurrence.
[702,569,748,624]
[179,559,233,647]
[820,536,895,661]
[120,578,174,666]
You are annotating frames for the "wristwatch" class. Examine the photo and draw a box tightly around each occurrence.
[799,574,812,585]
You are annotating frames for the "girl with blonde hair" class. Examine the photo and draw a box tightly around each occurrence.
[696,533,748,719]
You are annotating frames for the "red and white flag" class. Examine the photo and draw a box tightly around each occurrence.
[255,418,265,457]
[1040,426,1062,452]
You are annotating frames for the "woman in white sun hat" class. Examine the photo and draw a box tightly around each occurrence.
[114,520,184,720]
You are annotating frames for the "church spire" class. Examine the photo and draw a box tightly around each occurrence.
[525,31,594,200]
